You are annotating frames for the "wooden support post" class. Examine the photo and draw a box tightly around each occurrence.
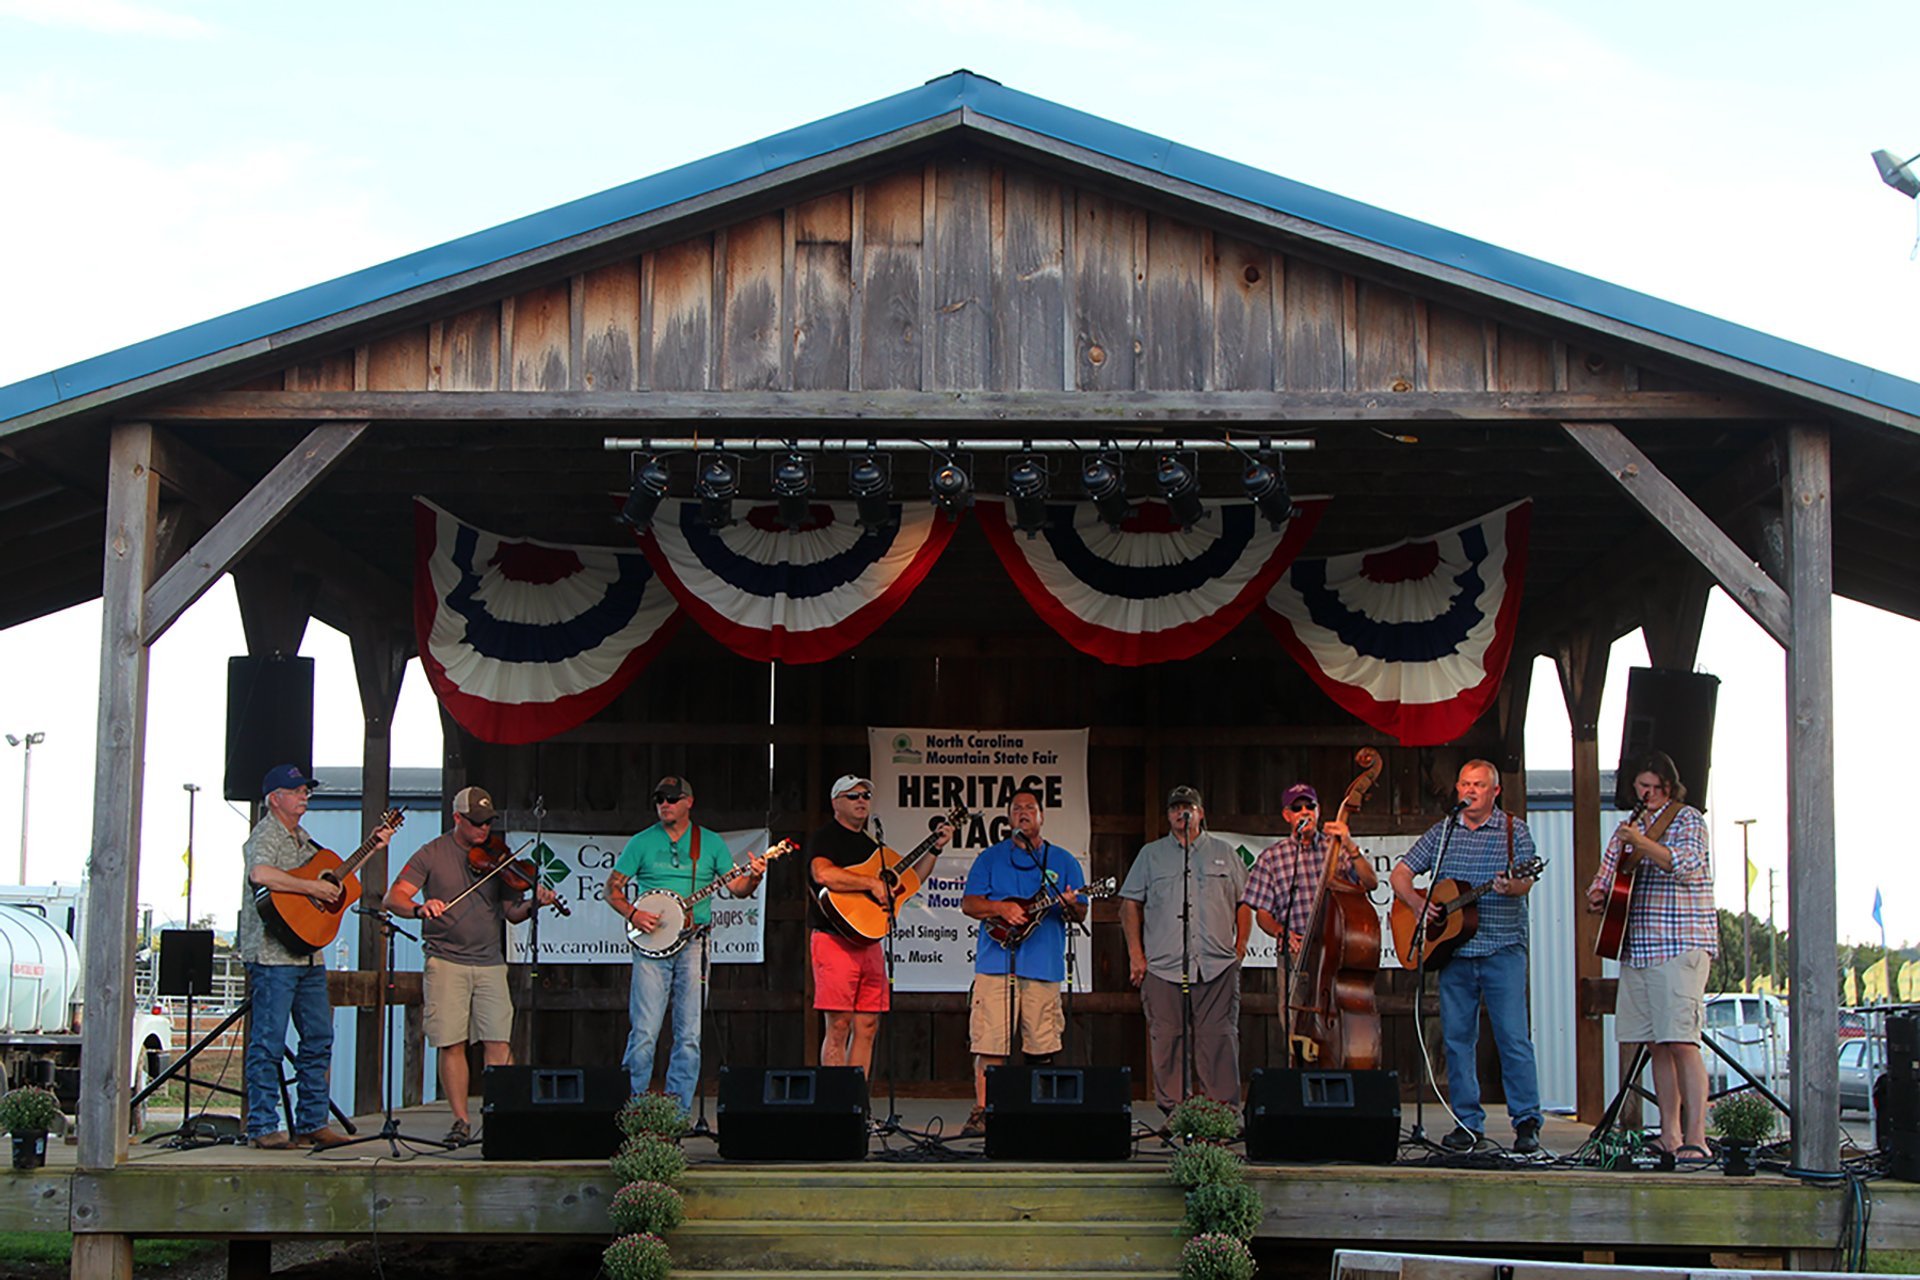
[232,558,317,658]
[351,626,410,1117]
[1641,565,1713,672]
[1785,423,1838,1172]
[73,421,158,1279]
[1495,658,1532,820]
[1555,624,1608,1125]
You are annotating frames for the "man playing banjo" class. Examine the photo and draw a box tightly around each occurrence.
[607,776,767,1109]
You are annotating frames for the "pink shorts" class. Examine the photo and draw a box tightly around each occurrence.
[811,930,890,1013]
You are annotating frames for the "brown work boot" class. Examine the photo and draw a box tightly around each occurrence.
[250,1130,294,1150]
[959,1106,987,1138]
[296,1126,351,1150]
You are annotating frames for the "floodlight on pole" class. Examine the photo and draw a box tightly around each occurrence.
[1873,148,1920,199]
[9,731,44,884]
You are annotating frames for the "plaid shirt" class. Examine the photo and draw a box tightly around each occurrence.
[1399,808,1535,958]
[1591,802,1716,967]
[1241,832,1364,937]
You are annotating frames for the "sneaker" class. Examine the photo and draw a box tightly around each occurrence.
[445,1118,472,1147]
[959,1106,987,1138]
[249,1130,294,1150]
[1512,1118,1542,1155]
[1441,1125,1482,1152]
[296,1126,351,1150]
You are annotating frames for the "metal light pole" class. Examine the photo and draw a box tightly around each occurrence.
[1736,818,1757,993]
[182,783,200,926]
[1768,868,1779,987]
[6,731,45,884]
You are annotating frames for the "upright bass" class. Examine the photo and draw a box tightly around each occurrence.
[1285,748,1384,1069]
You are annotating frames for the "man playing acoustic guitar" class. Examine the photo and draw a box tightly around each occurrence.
[957,787,1087,1137]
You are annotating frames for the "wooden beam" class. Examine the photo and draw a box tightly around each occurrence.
[143,388,1784,424]
[140,422,369,645]
[1640,564,1713,671]
[79,423,157,1192]
[1784,422,1839,1173]
[1560,422,1791,646]
[350,624,410,1117]
[1555,623,1609,1126]
[231,557,318,657]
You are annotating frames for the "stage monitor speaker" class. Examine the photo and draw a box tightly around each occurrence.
[1878,1073,1920,1181]
[480,1065,629,1161]
[984,1065,1133,1161]
[1247,1068,1401,1164]
[1614,667,1719,811]
[717,1066,868,1161]
[224,655,315,802]
[1888,1011,1919,1075]
[157,929,214,997]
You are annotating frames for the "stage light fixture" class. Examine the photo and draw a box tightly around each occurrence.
[1242,449,1293,529]
[695,449,741,529]
[1080,450,1132,529]
[849,449,895,531]
[930,450,974,518]
[1006,452,1051,537]
[1154,450,1206,530]
[771,451,815,530]
[617,452,670,530]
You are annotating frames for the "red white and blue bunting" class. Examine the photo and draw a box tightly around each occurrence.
[635,501,958,664]
[1260,500,1532,746]
[977,498,1328,666]
[413,499,683,745]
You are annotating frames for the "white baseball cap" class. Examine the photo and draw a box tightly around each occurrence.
[831,774,874,799]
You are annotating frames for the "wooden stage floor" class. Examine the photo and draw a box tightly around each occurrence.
[7,1099,1914,1269]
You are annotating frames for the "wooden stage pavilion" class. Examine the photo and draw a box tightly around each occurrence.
[3,72,1920,1275]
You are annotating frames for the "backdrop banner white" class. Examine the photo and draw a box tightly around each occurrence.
[867,727,1092,993]
[505,827,773,964]
[1208,830,1415,971]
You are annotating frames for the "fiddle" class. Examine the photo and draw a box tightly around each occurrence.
[455,829,572,916]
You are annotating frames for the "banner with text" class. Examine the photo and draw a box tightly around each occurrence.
[1209,831,1416,971]
[868,727,1093,993]
[505,828,773,964]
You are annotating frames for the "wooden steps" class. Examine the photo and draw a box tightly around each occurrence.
[667,1166,1185,1278]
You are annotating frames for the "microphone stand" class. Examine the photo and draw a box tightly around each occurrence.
[869,816,905,1139]
[1177,813,1195,1106]
[326,905,452,1155]
[1410,803,1466,1145]
[527,796,545,1036]
[1278,826,1306,1071]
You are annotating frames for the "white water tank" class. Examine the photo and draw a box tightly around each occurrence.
[1,903,81,1034]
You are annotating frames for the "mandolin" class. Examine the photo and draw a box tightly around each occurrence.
[814,805,968,942]
[984,876,1118,949]
[253,809,403,955]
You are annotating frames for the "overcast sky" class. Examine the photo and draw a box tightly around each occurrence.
[0,0,1914,947]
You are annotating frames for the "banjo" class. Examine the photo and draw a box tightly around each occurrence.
[624,838,795,958]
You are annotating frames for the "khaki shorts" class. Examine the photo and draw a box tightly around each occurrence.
[968,974,1065,1057]
[1616,949,1710,1044]
[423,957,514,1047]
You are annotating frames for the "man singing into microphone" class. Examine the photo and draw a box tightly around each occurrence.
[1390,760,1543,1154]
[1119,785,1250,1112]
[1242,782,1377,953]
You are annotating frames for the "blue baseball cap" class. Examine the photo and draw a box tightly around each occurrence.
[261,764,318,796]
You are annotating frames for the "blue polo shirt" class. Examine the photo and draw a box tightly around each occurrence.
[965,837,1086,981]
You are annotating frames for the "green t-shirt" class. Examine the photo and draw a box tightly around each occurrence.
[615,823,731,926]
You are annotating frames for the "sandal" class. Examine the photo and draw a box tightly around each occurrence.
[1673,1143,1713,1165]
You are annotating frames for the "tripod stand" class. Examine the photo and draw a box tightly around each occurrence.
[324,906,451,1156]
[1588,1029,1791,1152]
[137,995,356,1147]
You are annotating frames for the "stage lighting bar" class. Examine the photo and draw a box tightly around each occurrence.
[849,449,895,531]
[771,451,815,530]
[930,450,974,519]
[618,452,670,530]
[1154,450,1206,530]
[695,449,742,529]
[1007,451,1051,537]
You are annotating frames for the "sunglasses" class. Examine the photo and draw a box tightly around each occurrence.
[464,814,495,826]
[840,791,873,802]
[653,792,688,805]
[1285,800,1318,813]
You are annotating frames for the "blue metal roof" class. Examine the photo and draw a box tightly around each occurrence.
[6,71,1919,425]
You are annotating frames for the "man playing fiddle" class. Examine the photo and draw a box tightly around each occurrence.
[384,785,556,1146]
[1242,782,1377,954]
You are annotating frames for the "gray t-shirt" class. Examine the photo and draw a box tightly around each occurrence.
[237,814,325,967]
[1119,831,1247,984]
[397,832,521,967]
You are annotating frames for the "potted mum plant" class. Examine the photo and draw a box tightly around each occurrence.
[1,1085,63,1171]
[1710,1090,1777,1176]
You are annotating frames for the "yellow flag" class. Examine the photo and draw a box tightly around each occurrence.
[1746,857,1759,892]
[1846,968,1859,1005]
[1864,957,1891,1002]
[1902,964,1920,1003]
[181,846,193,898]
[1753,973,1773,996]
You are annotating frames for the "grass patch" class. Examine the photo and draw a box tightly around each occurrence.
[1868,1249,1920,1273]
[0,1231,219,1267]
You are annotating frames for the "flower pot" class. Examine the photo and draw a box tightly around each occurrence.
[10,1130,48,1171]
[1721,1138,1757,1176]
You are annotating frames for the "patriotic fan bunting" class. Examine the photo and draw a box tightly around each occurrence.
[636,500,958,663]
[977,498,1328,666]
[1261,500,1532,746]
[413,499,683,745]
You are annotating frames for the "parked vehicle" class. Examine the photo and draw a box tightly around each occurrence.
[1703,991,1790,1096]
[1838,1037,1883,1112]
[0,886,172,1123]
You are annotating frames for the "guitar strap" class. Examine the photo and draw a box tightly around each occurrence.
[1641,802,1680,847]
[690,825,701,895]
[1504,807,1515,875]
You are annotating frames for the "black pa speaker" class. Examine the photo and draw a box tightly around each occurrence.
[224,655,315,802]
[1614,667,1719,811]
[984,1065,1133,1161]
[480,1065,628,1160]
[1877,1073,1920,1181]
[717,1066,868,1160]
[1888,1011,1919,1074]
[1247,1068,1401,1164]
[157,929,214,997]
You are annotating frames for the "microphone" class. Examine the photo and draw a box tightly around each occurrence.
[1292,813,1313,840]
[872,816,884,844]
[1449,798,1469,815]
[352,904,389,918]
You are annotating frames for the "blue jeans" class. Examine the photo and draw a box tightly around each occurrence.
[1436,944,1541,1136]
[245,962,334,1137]
[624,942,703,1109]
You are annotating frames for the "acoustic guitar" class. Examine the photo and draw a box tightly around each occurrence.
[814,805,968,942]
[626,839,796,958]
[984,876,1118,949]
[252,809,404,956]
[1389,856,1546,970]
[1594,801,1672,960]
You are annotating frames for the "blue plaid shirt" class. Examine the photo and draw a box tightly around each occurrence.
[1398,808,1536,958]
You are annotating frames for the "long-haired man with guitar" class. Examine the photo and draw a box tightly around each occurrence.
[806,775,953,1075]
[605,776,767,1109]
[383,785,556,1146]
[239,764,392,1150]
[957,787,1088,1136]
[1389,760,1543,1154]
[1584,750,1715,1158]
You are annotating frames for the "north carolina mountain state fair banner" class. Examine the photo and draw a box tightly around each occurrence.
[1208,830,1415,971]
[504,828,772,964]
[868,728,1092,993]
